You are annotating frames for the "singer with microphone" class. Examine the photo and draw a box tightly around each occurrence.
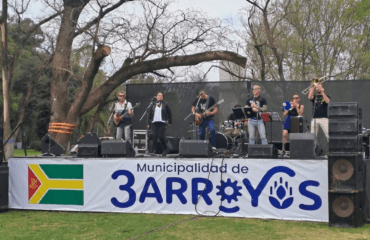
[147,92,172,156]
[114,92,134,144]
[245,84,268,145]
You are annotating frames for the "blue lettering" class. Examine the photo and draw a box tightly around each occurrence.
[139,177,163,203]
[111,170,136,208]
[137,164,146,172]
[299,180,322,210]
[192,178,213,205]
[243,166,295,207]
[166,177,187,204]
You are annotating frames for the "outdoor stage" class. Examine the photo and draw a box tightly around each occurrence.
[8,156,328,222]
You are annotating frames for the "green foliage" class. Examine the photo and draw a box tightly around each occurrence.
[29,141,42,152]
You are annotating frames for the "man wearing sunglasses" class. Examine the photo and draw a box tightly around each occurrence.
[245,85,268,145]
[114,92,134,144]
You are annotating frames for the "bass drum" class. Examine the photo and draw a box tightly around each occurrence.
[210,132,232,149]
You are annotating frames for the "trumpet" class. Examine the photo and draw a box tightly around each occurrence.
[301,75,329,95]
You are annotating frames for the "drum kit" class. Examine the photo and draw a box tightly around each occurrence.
[212,120,247,151]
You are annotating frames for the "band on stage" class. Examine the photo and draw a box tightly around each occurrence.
[112,80,329,156]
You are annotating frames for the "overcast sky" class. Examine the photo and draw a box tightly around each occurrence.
[5,0,248,81]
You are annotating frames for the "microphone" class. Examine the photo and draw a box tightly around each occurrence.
[152,96,157,101]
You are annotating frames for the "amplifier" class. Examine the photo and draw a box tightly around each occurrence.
[179,139,214,158]
[248,144,277,158]
[101,140,135,157]
[291,116,304,133]
[77,144,100,157]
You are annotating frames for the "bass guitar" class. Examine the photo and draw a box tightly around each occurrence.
[114,102,141,126]
[194,99,224,125]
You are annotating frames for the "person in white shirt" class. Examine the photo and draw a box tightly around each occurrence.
[147,92,172,156]
[113,92,134,144]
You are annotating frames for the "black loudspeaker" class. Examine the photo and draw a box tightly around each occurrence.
[328,153,364,191]
[363,159,370,221]
[77,144,100,157]
[0,165,8,212]
[329,191,364,228]
[248,144,277,158]
[329,135,363,153]
[77,132,102,157]
[329,119,362,136]
[41,134,65,156]
[291,117,304,133]
[328,102,362,119]
[179,139,214,158]
[166,137,181,154]
[290,133,315,159]
[101,140,135,157]
[265,121,283,143]
[78,132,101,145]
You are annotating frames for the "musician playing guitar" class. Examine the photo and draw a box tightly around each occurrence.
[191,90,218,150]
[113,92,134,144]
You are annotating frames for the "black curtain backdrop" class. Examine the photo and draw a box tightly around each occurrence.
[127,80,370,139]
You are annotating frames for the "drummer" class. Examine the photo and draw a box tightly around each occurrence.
[228,104,247,127]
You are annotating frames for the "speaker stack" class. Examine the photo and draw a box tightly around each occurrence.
[328,102,365,227]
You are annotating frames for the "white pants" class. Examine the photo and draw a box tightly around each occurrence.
[116,125,132,144]
[311,118,329,142]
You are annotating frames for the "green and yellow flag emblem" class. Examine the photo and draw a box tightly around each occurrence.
[28,164,84,205]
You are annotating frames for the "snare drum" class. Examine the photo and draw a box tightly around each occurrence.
[210,132,232,149]
[223,120,234,134]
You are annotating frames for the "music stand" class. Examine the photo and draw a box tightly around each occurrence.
[243,107,253,119]
[232,107,246,120]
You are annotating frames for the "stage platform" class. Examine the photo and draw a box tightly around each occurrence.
[7,156,328,222]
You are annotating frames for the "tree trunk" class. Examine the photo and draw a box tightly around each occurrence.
[49,2,89,149]
[1,0,14,162]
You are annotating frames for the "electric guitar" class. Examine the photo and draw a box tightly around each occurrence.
[194,99,224,125]
[114,102,141,126]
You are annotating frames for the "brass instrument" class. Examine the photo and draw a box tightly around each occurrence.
[301,75,329,95]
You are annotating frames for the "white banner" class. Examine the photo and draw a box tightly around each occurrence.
[9,158,328,222]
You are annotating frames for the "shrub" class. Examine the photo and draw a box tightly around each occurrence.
[29,141,42,151]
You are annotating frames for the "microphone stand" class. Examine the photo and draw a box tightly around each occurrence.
[139,98,156,122]
[140,97,156,154]
[184,96,201,140]
[107,102,117,124]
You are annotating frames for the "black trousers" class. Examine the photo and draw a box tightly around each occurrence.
[151,122,167,153]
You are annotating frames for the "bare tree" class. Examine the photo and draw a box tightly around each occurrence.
[42,0,247,149]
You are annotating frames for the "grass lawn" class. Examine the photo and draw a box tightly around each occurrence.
[0,210,369,239]
[12,149,41,157]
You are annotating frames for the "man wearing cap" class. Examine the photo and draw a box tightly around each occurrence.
[191,90,218,150]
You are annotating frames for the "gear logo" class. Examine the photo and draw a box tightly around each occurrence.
[216,178,242,213]
[269,177,293,209]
